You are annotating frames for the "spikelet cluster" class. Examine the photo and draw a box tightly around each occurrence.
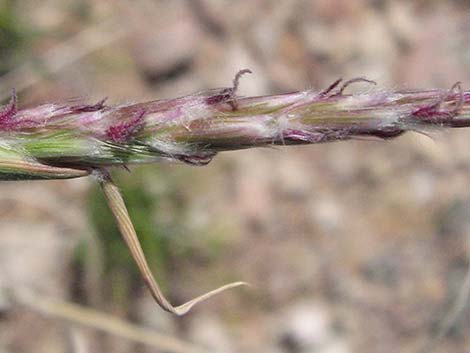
[0,74,469,180]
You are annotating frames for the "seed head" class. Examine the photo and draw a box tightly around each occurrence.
[0,72,468,177]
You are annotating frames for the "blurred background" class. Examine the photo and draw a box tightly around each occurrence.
[0,1,469,352]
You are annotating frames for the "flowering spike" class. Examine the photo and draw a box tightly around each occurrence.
[0,75,467,177]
